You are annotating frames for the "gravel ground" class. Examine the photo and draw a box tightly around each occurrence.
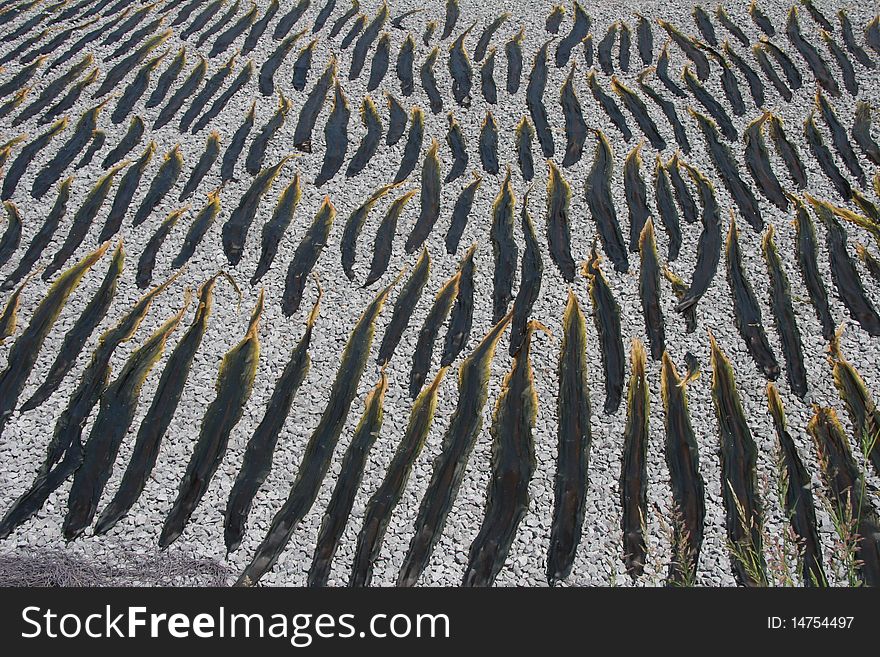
[0,0,878,587]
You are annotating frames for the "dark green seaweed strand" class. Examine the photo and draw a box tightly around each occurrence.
[293,55,337,152]
[624,142,650,254]
[0,271,35,343]
[246,92,292,176]
[555,0,589,68]
[0,240,110,434]
[723,40,765,110]
[829,330,880,477]
[131,143,184,227]
[611,76,666,151]
[222,155,290,266]
[815,90,865,186]
[420,46,443,114]
[766,383,825,587]
[743,113,787,211]
[639,220,665,361]
[315,82,349,187]
[586,70,632,142]
[490,168,516,323]
[308,367,388,587]
[179,131,221,202]
[95,272,230,535]
[252,173,301,285]
[102,115,143,169]
[364,189,417,287]
[398,311,511,587]
[666,152,698,225]
[63,298,187,540]
[852,101,880,166]
[0,269,180,538]
[716,6,748,47]
[709,333,767,587]
[341,182,397,281]
[410,269,460,398]
[819,30,857,97]
[661,352,705,586]
[445,171,481,255]
[690,108,762,231]
[441,243,476,368]
[42,160,127,280]
[505,26,524,94]
[221,101,256,183]
[547,290,592,584]
[656,41,687,98]
[224,289,320,553]
[463,322,538,587]
[808,195,880,336]
[159,289,264,549]
[478,110,499,175]
[808,406,880,586]
[546,160,575,282]
[682,65,736,142]
[515,115,534,182]
[100,142,155,241]
[236,277,397,586]
[653,156,681,262]
[145,46,186,109]
[136,206,187,289]
[560,64,586,167]
[282,197,335,317]
[583,246,624,414]
[0,200,22,269]
[191,59,254,135]
[392,106,423,183]
[448,21,475,107]
[480,47,497,104]
[767,113,807,189]
[527,39,554,157]
[396,34,414,96]
[329,0,359,39]
[376,246,429,367]
[349,366,446,587]
[152,54,207,130]
[20,241,124,414]
[674,163,721,319]
[349,1,388,80]
[385,92,407,146]
[726,215,780,381]
[474,11,508,62]
[171,189,221,270]
[621,339,649,579]
[404,139,441,254]
[345,95,382,178]
[585,129,628,273]
[785,7,840,98]
[791,195,834,341]
[762,225,807,397]
[838,9,875,69]
[510,187,542,357]
[444,111,467,183]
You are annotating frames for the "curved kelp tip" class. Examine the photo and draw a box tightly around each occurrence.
[826,326,880,477]
[660,351,705,585]
[158,288,264,549]
[397,310,512,587]
[708,332,767,587]
[463,320,539,587]
[765,383,827,587]
[620,339,648,580]
[547,290,592,585]
[236,276,398,587]
[582,245,624,414]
